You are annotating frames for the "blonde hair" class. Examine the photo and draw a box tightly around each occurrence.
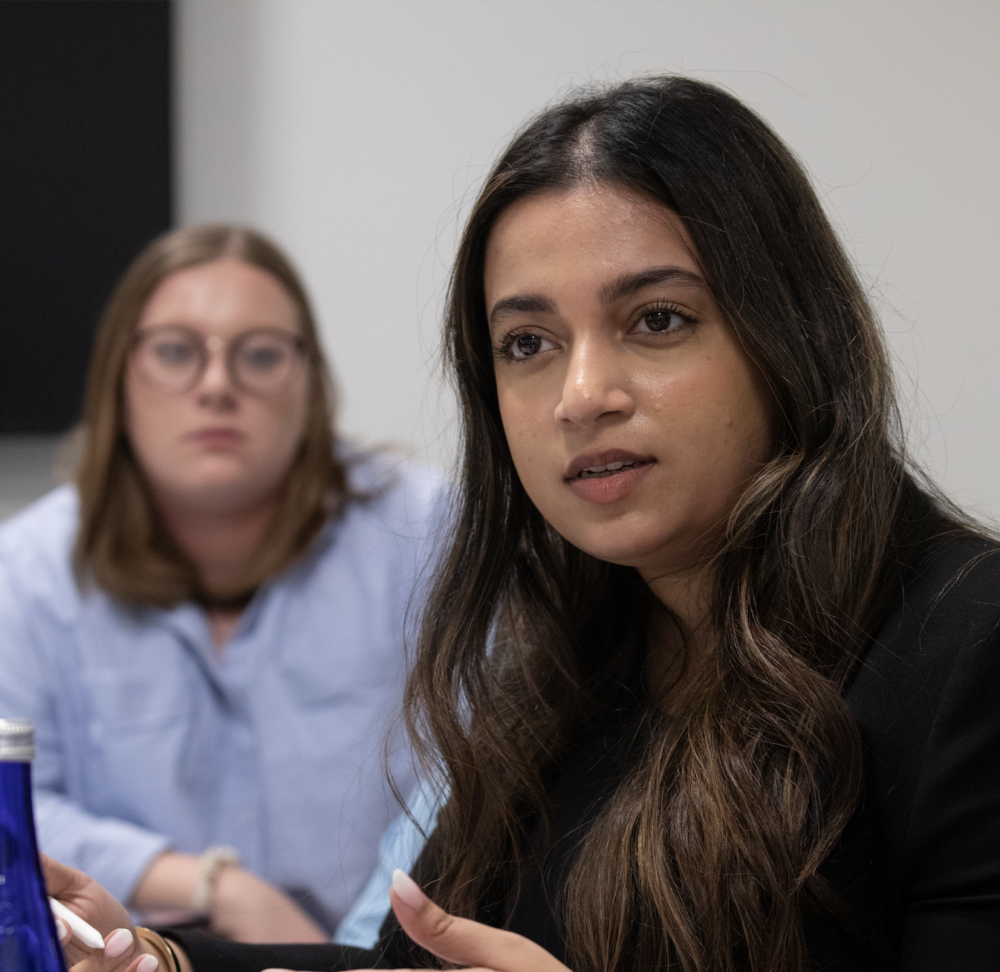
[74,224,347,607]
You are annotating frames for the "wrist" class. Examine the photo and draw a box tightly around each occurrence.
[136,927,182,972]
[211,864,280,915]
[191,845,241,913]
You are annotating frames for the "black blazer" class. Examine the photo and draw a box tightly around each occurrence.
[170,531,1000,971]
[807,531,1000,969]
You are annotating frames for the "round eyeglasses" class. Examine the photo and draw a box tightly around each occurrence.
[131,325,308,397]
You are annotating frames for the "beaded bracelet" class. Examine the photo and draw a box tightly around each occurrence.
[190,845,241,912]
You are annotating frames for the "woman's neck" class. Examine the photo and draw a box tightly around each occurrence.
[157,495,278,600]
[641,563,713,634]
[640,564,716,712]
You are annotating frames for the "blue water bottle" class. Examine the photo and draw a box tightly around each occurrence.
[0,718,67,972]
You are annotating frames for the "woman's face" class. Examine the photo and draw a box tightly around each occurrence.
[125,258,309,517]
[484,186,774,588]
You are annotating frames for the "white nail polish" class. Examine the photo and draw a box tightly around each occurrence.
[136,953,159,972]
[54,919,69,943]
[105,927,133,959]
[391,868,425,909]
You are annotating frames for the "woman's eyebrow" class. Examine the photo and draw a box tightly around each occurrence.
[599,266,705,304]
[488,294,556,328]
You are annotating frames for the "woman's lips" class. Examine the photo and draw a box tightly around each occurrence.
[564,452,655,505]
[189,428,245,449]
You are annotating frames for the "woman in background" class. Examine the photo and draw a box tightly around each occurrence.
[0,226,446,943]
[48,78,1000,971]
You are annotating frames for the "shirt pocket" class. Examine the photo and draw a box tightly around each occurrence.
[83,666,189,737]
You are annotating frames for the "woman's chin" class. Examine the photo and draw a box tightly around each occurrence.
[562,531,664,570]
[154,476,280,519]
[555,518,708,579]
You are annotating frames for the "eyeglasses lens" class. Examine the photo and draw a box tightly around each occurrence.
[233,334,299,394]
[138,331,202,391]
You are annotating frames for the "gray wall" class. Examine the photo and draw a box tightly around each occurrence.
[176,0,1000,520]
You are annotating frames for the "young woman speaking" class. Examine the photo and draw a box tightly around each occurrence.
[45,76,1000,972]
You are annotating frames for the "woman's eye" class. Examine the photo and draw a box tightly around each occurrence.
[507,333,550,359]
[241,344,287,372]
[153,341,196,366]
[635,308,691,333]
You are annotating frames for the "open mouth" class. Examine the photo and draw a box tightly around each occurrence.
[577,459,650,480]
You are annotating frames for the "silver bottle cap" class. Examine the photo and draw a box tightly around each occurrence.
[0,718,34,761]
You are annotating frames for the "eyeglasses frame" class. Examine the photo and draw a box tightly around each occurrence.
[129,324,310,398]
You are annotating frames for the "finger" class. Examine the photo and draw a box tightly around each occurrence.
[388,870,569,972]
[41,853,90,899]
[61,935,98,967]
[43,851,139,970]
[105,928,134,959]
[102,955,159,972]
[84,949,160,972]
[54,918,98,968]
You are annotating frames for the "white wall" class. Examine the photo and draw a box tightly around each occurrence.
[176,0,1000,519]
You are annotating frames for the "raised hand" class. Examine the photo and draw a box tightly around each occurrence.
[263,869,572,972]
[382,869,570,972]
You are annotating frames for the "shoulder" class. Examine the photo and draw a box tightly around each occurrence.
[848,527,1000,736]
[294,447,452,578]
[280,450,451,613]
[859,528,1000,685]
[0,484,81,620]
[341,447,452,536]
[843,528,1000,927]
[344,446,449,498]
[0,484,79,578]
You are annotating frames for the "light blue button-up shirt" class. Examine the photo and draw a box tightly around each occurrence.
[334,777,442,946]
[0,453,448,930]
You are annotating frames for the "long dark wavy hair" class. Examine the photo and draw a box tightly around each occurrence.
[404,77,957,971]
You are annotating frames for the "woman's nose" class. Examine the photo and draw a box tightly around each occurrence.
[553,341,633,427]
[197,336,237,402]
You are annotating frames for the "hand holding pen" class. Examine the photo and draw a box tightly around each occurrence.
[50,896,106,949]
[42,853,162,972]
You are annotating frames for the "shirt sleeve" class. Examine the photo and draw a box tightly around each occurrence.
[333,777,444,947]
[35,790,171,904]
[0,550,171,904]
[164,932,380,972]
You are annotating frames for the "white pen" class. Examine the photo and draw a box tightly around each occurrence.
[48,897,105,950]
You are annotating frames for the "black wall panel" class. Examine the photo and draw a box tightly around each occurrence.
[0,0,172,432]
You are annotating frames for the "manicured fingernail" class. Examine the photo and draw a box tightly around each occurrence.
[391,869,425,909]
[136,954,159,972]
[55,919,69,943]
[105,927,133,958]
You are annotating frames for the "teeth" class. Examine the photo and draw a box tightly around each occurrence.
[579,460,638,478]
